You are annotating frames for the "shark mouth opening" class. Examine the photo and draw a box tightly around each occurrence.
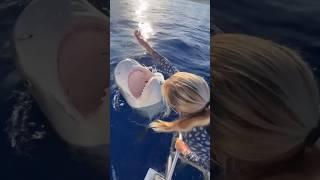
[128,69,152,98]
[58,23,108,115]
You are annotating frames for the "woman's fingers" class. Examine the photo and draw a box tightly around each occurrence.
[175,139,184,148]
[175,139,190,154]
[175,139,181,148]
[134,29,153,53]
[134,30,140,41]
[134,30,143,40]
[134,30,140,39]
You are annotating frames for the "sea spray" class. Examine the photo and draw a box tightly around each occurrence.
[5,90,47,154]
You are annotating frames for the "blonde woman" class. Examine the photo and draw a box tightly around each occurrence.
[212,34,320,180]
[134,30,210,172]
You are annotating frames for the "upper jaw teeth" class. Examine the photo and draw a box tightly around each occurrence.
[139,79,150,97]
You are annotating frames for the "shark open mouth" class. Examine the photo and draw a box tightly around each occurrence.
[114,59,165,114]
[128,69,153,98]
[58,23,108,115]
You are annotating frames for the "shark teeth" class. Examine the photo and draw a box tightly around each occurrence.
[139,79,151,98]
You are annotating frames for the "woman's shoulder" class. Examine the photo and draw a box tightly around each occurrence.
[184,126,210,140]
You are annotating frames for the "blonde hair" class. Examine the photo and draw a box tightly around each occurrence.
[149,72,210,132]
[212,34,320,179]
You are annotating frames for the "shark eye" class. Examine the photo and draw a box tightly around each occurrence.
[23,80,32,89]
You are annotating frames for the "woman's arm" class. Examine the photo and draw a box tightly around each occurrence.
[134,30,154,54]
[134,30,178,75]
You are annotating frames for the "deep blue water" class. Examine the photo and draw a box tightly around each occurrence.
[110,0,210,179]
[0,0,109,179]
[213,0,320,80]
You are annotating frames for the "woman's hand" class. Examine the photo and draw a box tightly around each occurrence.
[134,30,153,53]
[175,139,191,155]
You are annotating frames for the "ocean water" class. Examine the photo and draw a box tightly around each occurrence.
[110,0,210,179]
[0,0,109,179]
[213,0,320,79]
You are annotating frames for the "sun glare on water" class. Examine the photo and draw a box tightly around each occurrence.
[135,0,154,39]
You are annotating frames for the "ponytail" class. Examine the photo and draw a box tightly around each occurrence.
[149,106,210,132]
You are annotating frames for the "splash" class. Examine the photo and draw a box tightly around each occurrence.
[5,90,47,154]
[111,164,118,180]
[112,89,125,111]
